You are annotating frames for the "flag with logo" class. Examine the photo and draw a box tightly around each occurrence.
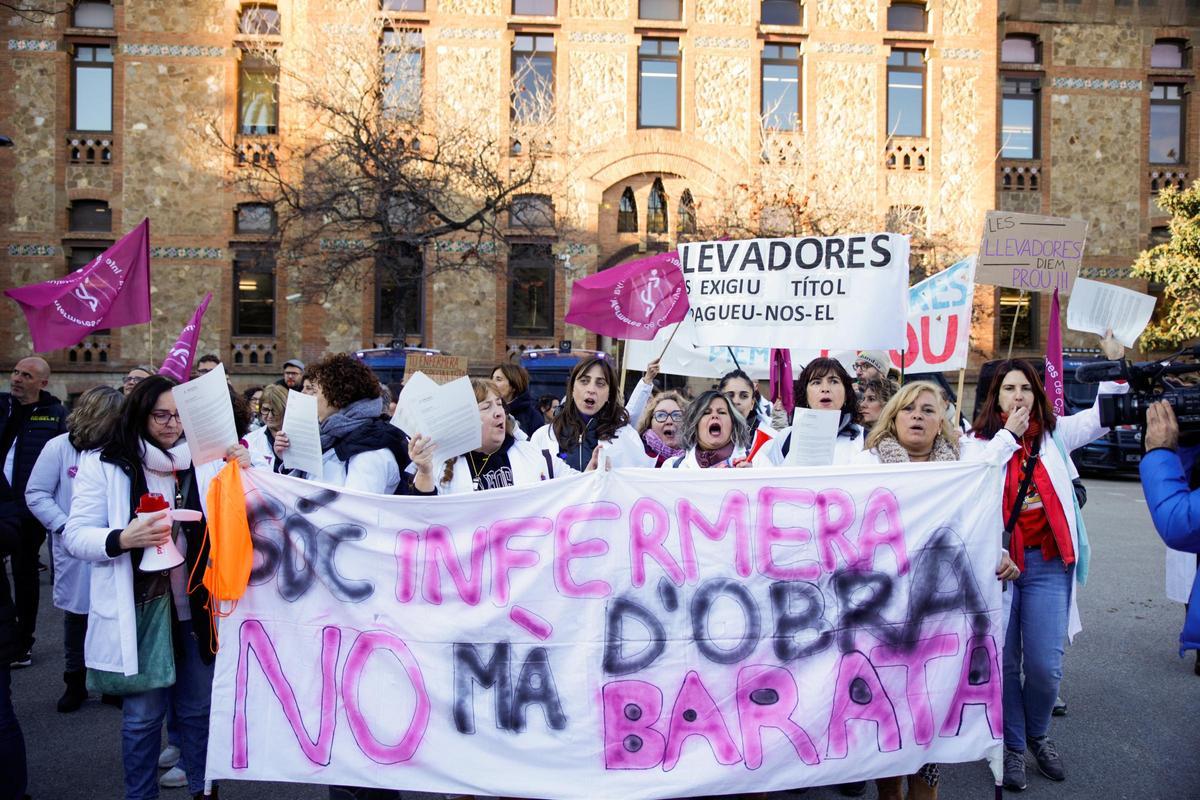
[159,292,213,382]
[564,250,689,340]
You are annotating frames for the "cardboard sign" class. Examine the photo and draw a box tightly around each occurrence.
[977,212,1087,295]
[207,463,1007,796]
[404,353,468,384]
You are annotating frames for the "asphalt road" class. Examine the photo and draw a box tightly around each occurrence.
[11,476,1198,800]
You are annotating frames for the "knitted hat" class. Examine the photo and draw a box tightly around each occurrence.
[855,350,889,374]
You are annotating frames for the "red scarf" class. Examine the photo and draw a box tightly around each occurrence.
[1001,417,1074,572]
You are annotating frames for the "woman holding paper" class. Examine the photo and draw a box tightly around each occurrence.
[529,355,653,470]
[635,389,688,467]
[966,335,1126,792]
[272,354,411,493]
[767,357,865,466]
[668,390,751,469]
[24,385,123,713]
[244,384,288,472]
[63,376,245,800]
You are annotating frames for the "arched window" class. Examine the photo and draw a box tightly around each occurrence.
[240,3,281,36]
[677,189,696,235]
[1152,39,1187,69]
[887,2,926,33]
[647,178,667,234]
[617,187,638,232]
[1001,35,1039,64]
[73,1,114,28]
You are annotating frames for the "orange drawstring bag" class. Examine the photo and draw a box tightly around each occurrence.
[197,460,254,611]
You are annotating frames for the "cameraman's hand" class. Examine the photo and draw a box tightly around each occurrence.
[1145,400,1179,452]
[1100,328,1125,361]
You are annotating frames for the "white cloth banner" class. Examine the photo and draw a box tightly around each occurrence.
[679,234,910,350]
[207,462,1006,798]
[889,257,976,373]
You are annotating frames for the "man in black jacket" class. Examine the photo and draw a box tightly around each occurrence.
[0,357,67,667]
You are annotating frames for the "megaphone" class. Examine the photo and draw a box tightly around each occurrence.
[136,493,186,572]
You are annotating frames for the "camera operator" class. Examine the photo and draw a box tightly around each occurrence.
[1141,400,1200,668]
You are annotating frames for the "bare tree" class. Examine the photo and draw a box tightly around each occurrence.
[208,12,571,345]
[2,0,69,24]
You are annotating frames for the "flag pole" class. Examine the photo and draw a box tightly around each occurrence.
[1005,290,1026,360]
[955,367,967,427]
[618,340,628,398]
[656,323,681,361]
[726,346,743,372]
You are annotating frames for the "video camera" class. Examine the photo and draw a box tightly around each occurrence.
[1075,344,1200,444]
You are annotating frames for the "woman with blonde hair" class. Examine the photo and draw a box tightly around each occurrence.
[635,389,688,467]
[244,383,289,472]
[25,385,124,712]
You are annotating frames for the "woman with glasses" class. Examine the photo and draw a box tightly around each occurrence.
[64,376,247,800]
[244,384,288,473]
[121,365,155,397]
[634,390,688,467]
[241,385,264,430]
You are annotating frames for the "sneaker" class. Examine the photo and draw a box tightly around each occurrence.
[1027,735,1066,781]
[160,765,188,788]
[10,651,31,668]
[159,745,181,769]
[1052,696,1068,716]
[1003,748,1027,791]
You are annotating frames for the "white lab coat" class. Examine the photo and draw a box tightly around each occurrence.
[24,434,91,614]
[529,422,654,469]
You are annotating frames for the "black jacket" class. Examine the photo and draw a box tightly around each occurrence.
[327,417,416,495]
[506,391,545,440]
[0,389,67,526]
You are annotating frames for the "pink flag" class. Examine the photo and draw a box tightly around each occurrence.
[4,218,152,352]
[564,251,690,340]
[769,348,795,417]
[1045,288,1065,417]
[159,292,213,382]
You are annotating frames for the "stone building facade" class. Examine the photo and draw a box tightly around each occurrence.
[0,0,1188,399]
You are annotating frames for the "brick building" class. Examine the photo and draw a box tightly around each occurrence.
[0,0,1191,399]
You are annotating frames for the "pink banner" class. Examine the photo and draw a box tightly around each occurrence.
[565,251,689,340]
[4,218,151,352]
[1044,288,1065,417]
[159,292,213,382]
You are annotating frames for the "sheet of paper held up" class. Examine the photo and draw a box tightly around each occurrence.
[783,407,841,467]
[393,372,482,466]
[173,363,237,465]
[280,389,323,478]
[1066,277,1157,348]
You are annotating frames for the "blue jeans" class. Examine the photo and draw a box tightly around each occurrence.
[0,665,27,800]
[1003,548,1073,751]
[121,620,214,799]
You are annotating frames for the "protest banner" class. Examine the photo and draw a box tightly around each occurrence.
[888,257,975,372]
[977,211,1087,295]
[206,462,1006,797]
[678,234,910,350]
[4,217,152,351]
[403,352,469,384]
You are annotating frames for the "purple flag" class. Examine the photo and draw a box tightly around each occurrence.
[564,251,690,340]
[159,292,213,382]
[1045,288,1065,417]
[4,218,152,352]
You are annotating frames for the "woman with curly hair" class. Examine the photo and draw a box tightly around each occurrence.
[273,353,413,493]
[856,376,898,434]
[635,389,688,467]
[529,355,652,470]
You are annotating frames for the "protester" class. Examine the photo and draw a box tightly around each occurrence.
[530,356,652,470]
[420,379,578,493]
[856,381,1021,800]
[768,357,865,467]
[0,534,26,799]
[491,363,544,439]
[669,389,751,469]
[273,354,411,493]
[122,365,155,396]
[242,385,264,429]
[967,333,1126,792]
[301,375,317,396]
[245,385,288,473]
[280,358,305,389]
[853,350,890,384]
[537,394,560,426]
[719,369,777,448]
[857,376,898,433]
[63,376,245,800]
[194,355,220,376]
[1,356,68,667]
[24,386,123,712]
[635,389,688,467]
[623,358,662,427]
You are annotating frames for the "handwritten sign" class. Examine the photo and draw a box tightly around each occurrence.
[207,463,1006,796]
[404,353,469,385]
[678,234,910,350]
[977,212,1087,295]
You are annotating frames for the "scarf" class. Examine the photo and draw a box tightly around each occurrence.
[873,433,959,464]
[319,397,384,452]
[140,437,192,475]
[643,429,684,461]
[1000,417,1073,572]
[695,441,736,469]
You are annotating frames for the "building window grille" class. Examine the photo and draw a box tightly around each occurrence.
[72,45,113,132]
[618,187,638,232]
[886,49,925,138]
[1001,77,1039,159]
[638,39,680,129]
[762,43,801,131]
[507,243,554,336]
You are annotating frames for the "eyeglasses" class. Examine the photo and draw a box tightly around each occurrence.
[653,410,683,423]
[259,408,278,419]
[149,410,182,425]
[123,375,144,386]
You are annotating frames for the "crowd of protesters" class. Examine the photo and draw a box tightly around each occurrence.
[0,329,1157,799]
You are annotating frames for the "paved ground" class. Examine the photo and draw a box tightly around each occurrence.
[11,475,1199,799]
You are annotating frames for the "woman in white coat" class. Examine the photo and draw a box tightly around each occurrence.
[767,357,865,466]
[529,355,652,471]
[25,385,123,712]
[243,383,288,473]
[965,337,1126,792]
[668,390,751,469]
